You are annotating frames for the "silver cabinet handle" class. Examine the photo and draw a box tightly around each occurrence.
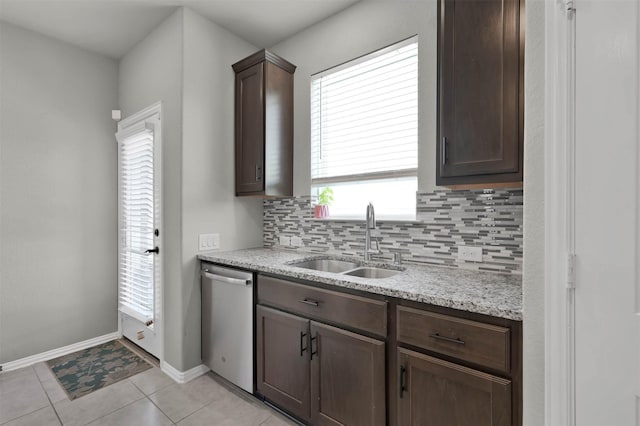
[441,137,449,165]
[201,270,251,286]
[310,333,318,360]
[298,298,320,307]
[300,331,307,357]
[430,333,465,345]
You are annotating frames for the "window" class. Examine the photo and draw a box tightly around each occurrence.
[311,37,418,220]
[118,129,155,323]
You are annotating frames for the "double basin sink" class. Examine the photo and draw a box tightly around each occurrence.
[288,257,402,279]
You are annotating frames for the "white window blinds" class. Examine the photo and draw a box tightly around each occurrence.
[118,127,155,324]
[311,37,418,184]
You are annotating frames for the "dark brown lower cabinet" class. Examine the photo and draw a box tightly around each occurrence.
[255,274,520,425]
[256,305,311,421]
[398,347,511,426]
[310,322,385,426]
[256,304,385,425]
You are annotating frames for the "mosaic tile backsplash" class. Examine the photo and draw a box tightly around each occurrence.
[263,189,523,274]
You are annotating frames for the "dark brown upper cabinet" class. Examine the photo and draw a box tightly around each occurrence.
[233,50,295,196]
[436,0,524,187]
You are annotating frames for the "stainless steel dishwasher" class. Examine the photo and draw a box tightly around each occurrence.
[201,263,253,393]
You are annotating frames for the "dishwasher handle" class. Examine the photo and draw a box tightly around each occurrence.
[201,270,251,286]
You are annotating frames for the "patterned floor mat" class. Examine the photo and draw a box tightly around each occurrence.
[46,339,152,400]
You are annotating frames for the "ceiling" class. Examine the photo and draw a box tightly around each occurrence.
[0,0,361,59]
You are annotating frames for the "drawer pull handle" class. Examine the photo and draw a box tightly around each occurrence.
[430,333,465,345]
[310,334,318,360]
[441,136,449,165]
[298,298,320,307]
[300,331,307,357]
[399,366,407,399]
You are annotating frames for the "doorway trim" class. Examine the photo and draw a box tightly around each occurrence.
[544,0,576,425]
[115,101,164,365]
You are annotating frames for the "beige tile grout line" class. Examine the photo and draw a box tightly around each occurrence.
[33,338,158,426]
[81,344,296,426]
[1,366,51,424]
[17,347,293,426]
[1,340,166,425]
[129,380,177,426]
[43,368,146,426]
[75,337,164,425]
[80,395,144,426]
[116,338,181,424]
[32,365,64,426]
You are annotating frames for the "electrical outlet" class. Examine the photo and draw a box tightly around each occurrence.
[458,245,483,262]
[279,235,291,246]
[199,233,220,251]
[291,236,303,247]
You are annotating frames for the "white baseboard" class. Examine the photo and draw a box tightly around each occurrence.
[160,361,209,384]
[1,331,122,372]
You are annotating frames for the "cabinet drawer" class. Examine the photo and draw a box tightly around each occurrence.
[397,306,510,373]
[258,274,387,337]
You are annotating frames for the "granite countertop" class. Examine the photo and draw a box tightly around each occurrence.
[198,248,522,321]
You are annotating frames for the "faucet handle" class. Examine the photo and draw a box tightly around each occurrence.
[370,238,382,254]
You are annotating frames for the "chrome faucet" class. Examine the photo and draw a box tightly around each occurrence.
[364,203,382,261]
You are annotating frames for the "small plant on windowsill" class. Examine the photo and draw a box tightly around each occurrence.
[314,187,334,219]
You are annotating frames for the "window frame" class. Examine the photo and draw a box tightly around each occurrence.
[309,36,419,220]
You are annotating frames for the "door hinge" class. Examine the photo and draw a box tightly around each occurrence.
[566,253,576,289]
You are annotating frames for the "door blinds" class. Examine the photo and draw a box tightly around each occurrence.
[118,128,155,324]
[310,37,418,185]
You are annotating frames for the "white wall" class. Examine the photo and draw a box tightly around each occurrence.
[181,8,261,370]
[0,22,118,363]
[118,9,185,369]
[522,0,545,424]
[119,8,262,371]
[270,1,437,194]
[574,1,638,423]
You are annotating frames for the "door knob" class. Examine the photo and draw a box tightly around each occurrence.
[144,247,159,254]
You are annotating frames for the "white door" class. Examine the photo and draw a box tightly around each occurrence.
[575,1,639,424]
[116,103,162,359]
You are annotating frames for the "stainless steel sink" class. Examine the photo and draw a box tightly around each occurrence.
[290,258,361,273]
[343,267,400,279]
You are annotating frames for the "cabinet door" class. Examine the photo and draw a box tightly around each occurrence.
[437,0,523,185]
[256,305,310,421]
[310,321,385,426]
[398,348,511,426]
[235,61,265,194]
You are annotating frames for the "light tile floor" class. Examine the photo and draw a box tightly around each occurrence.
[0,364,298,426]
